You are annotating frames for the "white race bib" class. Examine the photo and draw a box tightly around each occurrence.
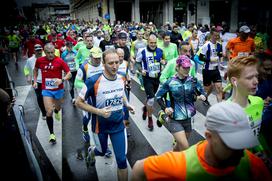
[148,62,160,75]
[238,52,249,57]
[249,119,262,137]
[68,61,76,71]
[45,78,58,89]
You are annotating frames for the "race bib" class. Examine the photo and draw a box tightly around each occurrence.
[148,62,160,72]
[45,78,58,89]
[210,57,219,62]
[9,41,16,47]
[148,62,160,78]
[238,52,249,57]
[105,96,123,111]
[68,61,76,71]
[105,45,115,50]
[249,118,262,137]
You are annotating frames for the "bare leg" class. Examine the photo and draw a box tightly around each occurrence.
[117,168,128,181]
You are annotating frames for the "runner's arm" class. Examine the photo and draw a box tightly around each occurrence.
[131,160,147,181]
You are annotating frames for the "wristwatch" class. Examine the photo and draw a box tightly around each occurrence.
[62,78,65,83]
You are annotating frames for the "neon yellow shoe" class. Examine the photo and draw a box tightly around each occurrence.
[49,134,56,144]
[54,110,61,121]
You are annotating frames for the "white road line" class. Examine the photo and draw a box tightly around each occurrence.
[36,111,62,179]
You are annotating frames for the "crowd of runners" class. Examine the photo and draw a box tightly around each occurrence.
[1,19,272,180]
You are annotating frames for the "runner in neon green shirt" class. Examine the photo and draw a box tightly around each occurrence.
[159,32,178,63]
[227,56,265,154]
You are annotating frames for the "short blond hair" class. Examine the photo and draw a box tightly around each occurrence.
[227,56,258,79]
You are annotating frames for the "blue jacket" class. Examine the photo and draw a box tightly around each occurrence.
[156,75,205,120]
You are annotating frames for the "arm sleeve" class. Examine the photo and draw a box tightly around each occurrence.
[195,78,206,96]
[75,68,84,89]
[155,80,170,111]
[160,61,175,84]
[75,49,82,69]
[135,49,143,63]
[24,60,30,76]
[61,58,70,73]
[130,41,136,57]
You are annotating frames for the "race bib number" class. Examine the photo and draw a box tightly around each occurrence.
[9,41,16,47]
[45,78,58,89]
[148,62,160,72]
[249,118,262,137]
[105,96,123,111]
[148,62,160,78]
[238,52,249,57]
[210,57,219,62]
[68,62,76,71]
[105,45,115,50]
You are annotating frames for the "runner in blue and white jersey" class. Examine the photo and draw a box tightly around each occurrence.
[136,34,164,131]
[75,49,134,181]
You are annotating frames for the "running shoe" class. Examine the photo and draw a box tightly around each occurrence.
[54,110,61,121]
[148,117,154,131]
[86,147,96,167]
[157,110,166,127]
[82,127,90,143]
[104,148,112,158]
[142,106,147,120]
[49,133,56,144]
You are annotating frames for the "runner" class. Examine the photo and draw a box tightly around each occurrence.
[34,43,71,144]
[227,56,265,154]
[199,28,223,103]
[75,35,93,70]
[130,30,147,90]
[131,102,272,181]
[75,48,134,181]
[136,34,164,131]
[24,44,46,119]
[156,55,206,151]
[117,48,131,131]
[74,47,104,142]
[61,41,77,104]
[159,31,178,63]
[226,25,255,60]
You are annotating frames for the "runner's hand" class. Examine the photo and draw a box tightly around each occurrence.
[99,106,112,118]
[197,95,206,101]
[126,104,135,114]
[142,70,146,76]
[54,78,63,86]
[165,107,173,116]
[32,82,37,89]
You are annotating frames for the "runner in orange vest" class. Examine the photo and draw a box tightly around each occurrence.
[131,102,272,180]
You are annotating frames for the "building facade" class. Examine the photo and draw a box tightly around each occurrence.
[70,0,272,32]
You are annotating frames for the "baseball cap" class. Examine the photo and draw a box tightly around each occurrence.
[118,32,127,39]
[205,102,259,150]
[34,44,43,51]
[176,55,192,68]
[77,37,83,41]
[90,47,102,58]
[239,25,250,33]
